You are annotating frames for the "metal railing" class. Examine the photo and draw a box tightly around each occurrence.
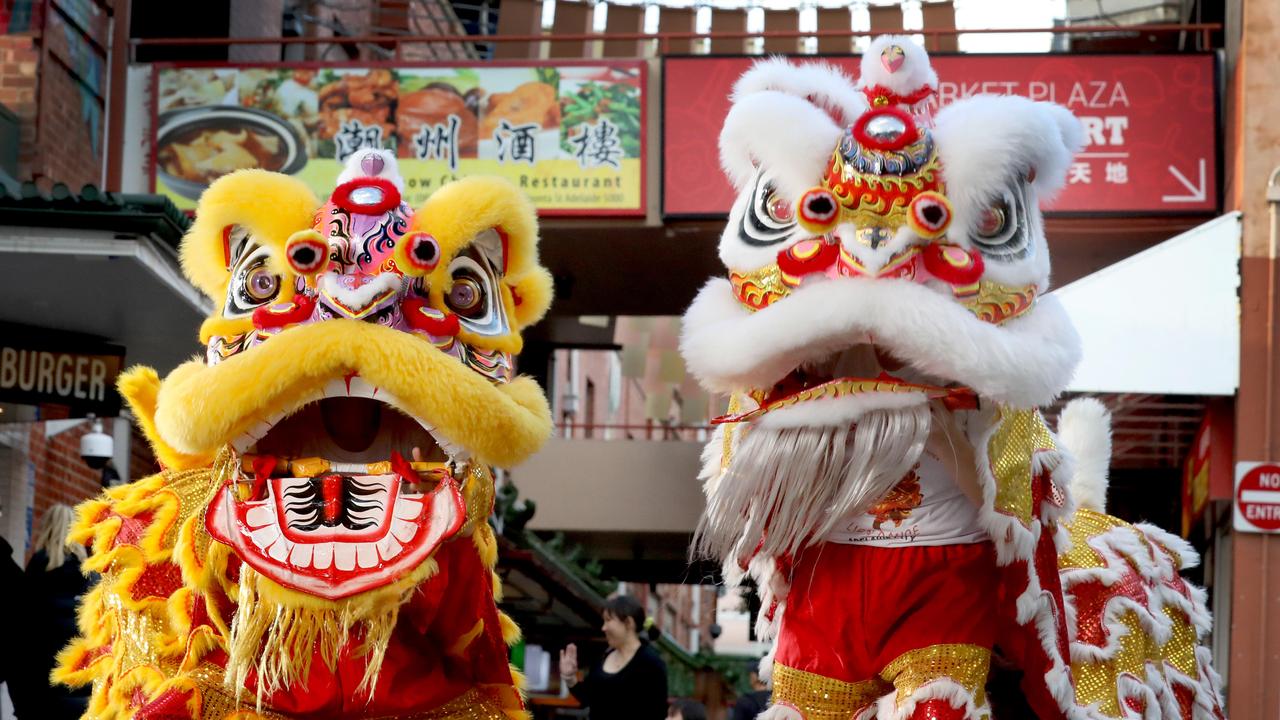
[130,22,1222,61]
[554,422,713,442]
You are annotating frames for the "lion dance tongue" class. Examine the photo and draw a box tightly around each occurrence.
[682,38,1227,720]
[53,152,554,719]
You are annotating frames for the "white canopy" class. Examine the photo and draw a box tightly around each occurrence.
[1053,212,1241,396]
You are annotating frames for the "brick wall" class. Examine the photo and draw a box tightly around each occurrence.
[26,417,158,559]
[0,1,110,190]
[0,34,40,179]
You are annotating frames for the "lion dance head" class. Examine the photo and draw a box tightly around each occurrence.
[56,152,553,719]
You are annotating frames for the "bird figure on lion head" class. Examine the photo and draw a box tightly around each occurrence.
[54,151,554,719]
[681,37,1226,720]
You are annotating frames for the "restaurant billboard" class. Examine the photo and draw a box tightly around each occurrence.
[153,61,646,216]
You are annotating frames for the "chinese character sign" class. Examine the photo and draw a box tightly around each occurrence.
[154,63,645,215]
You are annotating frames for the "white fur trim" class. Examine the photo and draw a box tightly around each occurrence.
[756,391,928,428]
[681,278,1081,409]
[934,95,1082,210]
[719,91,844,200]
[335,148,405,192]
[875,677,986,720]
[733,57,867,128]
[1057,398,1112,513]
[858,36,938,98]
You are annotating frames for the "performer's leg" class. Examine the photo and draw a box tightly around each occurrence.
[864,543,1000,720]
[769,544,890,720]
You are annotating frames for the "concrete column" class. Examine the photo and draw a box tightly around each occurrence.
[660,7,697,55]
[709,9,748,55]
[1228,1,1280,718]
[603,3,645,58]
[815,7,852,55]
[868,4,904,35]
[921,1,958,52]
[228,0,283,62]
[494,0,542,59]
[549,0,593,59]
[763,9,801,55]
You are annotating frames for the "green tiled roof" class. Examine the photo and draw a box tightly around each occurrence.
[0,182,190,248]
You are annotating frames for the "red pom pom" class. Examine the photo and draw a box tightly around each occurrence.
[796,188,840,235]
[402,298,460,337]
[401,232,441,274]
[922,242,984,286]
[777,239,840,278]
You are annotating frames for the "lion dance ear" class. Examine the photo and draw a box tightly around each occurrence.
[400,175,554,332]
[181,169,322,301]
[117,366,213,471]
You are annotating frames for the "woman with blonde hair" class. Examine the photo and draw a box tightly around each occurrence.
[11,503,93,719]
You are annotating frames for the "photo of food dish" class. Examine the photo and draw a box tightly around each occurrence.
[155,106,306,200]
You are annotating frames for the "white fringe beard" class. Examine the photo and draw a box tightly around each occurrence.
[694,403,932,563]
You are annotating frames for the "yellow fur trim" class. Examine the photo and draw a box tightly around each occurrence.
[198,315,255,345]
[499,611,522,646]
[52,636,112,687]
[225,558,440,704]
[121,366,213,471]
[152,321,552,467]
[492,570,504,603]
[108,664,169,715]
[409,175,552,332]
[181,169,319,301]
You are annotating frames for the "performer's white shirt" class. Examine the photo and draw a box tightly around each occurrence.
[824,449,987,547]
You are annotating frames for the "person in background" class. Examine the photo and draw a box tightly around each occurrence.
[11,504,93,720]
[668,698,708,720]
[729,665,771,720]
[559,595,669,719]
[0,500,26,714]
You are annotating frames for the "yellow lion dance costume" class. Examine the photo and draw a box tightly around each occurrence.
[54,151,554,719]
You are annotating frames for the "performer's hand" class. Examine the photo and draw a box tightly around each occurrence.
[412,446,424,462]
[559,643,578,681]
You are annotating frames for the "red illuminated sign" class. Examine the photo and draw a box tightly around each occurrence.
[663,54,1217,216]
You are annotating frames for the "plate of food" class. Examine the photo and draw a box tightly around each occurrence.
[156,106,307,200]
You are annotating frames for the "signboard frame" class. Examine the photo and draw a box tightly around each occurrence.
[149,58,648,218]
[661,51,1221,220]
[0,322,125,418]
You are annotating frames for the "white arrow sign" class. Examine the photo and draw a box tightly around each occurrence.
[1163,159,1207,204]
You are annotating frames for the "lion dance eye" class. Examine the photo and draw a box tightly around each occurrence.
[766,194,794,224]
[975,203,1009,240]
[285,230,328,276]
[245,267,280,301]
[446,277,485,317]
[907,191,952,240]
[796,187,839,235]
[403,232,441,272]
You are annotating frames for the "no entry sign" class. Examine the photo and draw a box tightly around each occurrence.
[1234,462,1280,532]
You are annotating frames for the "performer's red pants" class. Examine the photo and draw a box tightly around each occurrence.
[772,542,998,719]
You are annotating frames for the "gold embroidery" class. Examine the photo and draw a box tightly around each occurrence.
[867,466,924,529]
[880,644,991,708]
[986,408,1056,528]
[771,663,888,719]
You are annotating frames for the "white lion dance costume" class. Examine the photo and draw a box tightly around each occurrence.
[681,38,1227,720]
[54,152,554,718]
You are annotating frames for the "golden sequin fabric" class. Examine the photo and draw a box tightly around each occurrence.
[193,668,511,720]
[1061,509,1216,718]
[985,407,1056,528]
[881,644,991,708]
[771,663,889,719]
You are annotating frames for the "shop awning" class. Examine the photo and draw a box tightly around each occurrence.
[1054,212,1241,396]
[0,184,210,374]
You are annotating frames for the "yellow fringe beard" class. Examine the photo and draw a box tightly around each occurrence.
[225,563,425,708]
